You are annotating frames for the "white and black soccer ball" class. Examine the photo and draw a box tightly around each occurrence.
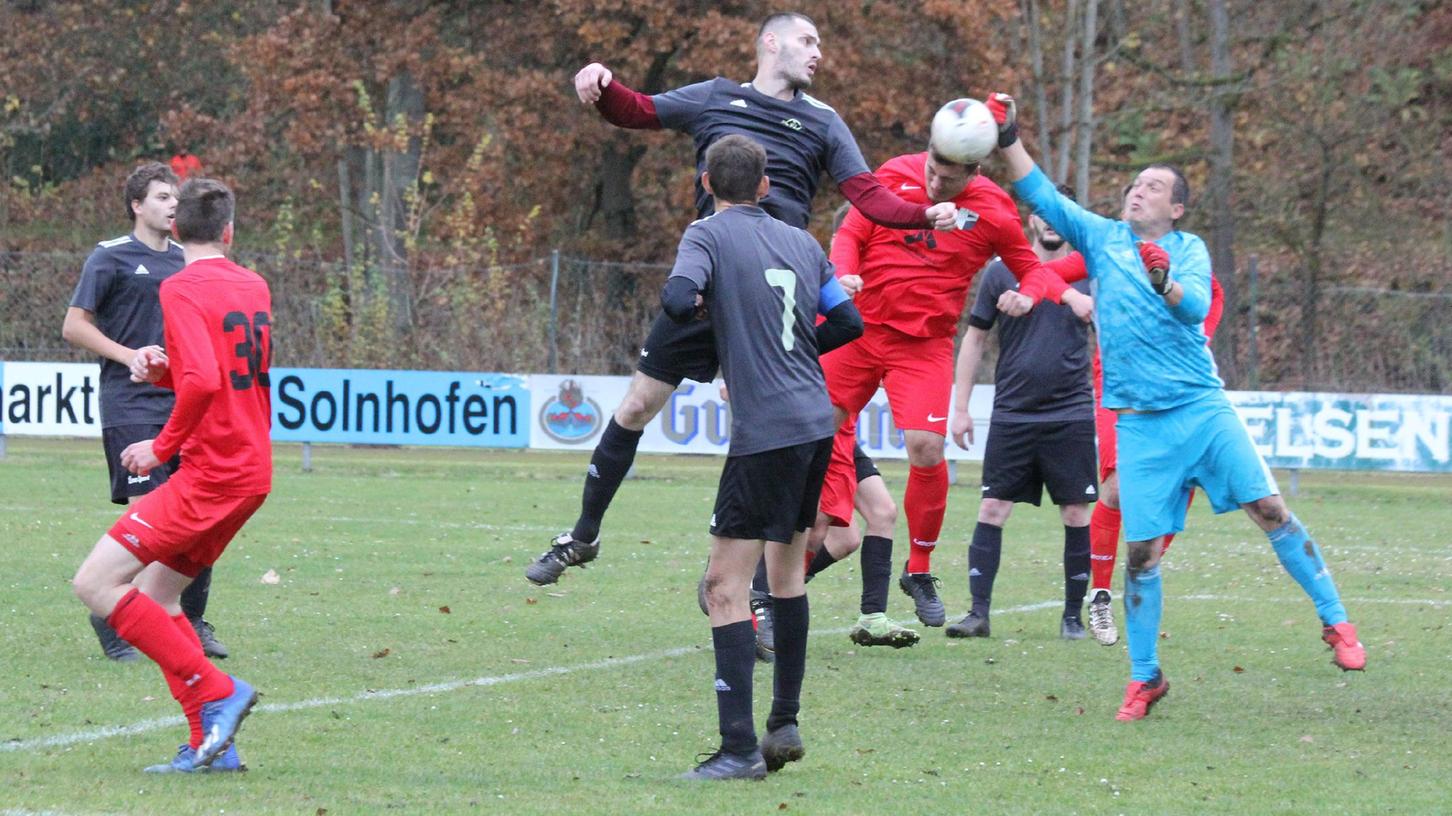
[929,98,997,164]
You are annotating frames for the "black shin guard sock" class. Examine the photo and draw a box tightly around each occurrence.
[572,419,643,543]
[751,557,769,596]
[767,594,809,733]
[969,522,1003,617]
[1063,524,1091,616]
[859,535,893,615]
[711,620,758,755]
[805,547,839,579]
[180,566,212,621]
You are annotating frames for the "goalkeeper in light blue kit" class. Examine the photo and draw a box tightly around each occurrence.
[984,92,1366,721]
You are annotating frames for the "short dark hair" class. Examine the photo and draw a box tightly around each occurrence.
[1145,163,1190,208]
[174,178,235,243]
[705,135,767,205]
[124,162,178,221]
[759,12,815,39]
[927,147,979,175]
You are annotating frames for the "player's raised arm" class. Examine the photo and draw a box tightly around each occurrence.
[577,62,663,129]
[661,225,714,323]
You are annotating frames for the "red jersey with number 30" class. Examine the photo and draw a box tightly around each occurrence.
[152,256,273,495]
[831,152,1063,339]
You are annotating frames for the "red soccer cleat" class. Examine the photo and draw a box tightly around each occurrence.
[1115,672,1169,721]
[1322,622,1366,671]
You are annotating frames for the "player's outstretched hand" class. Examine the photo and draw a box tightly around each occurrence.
[951,409,974,450]
[1061,289,1095,323]
[997,289,1034,317]
[574,63,613,104]
[129,345,169,383]
[925,201,958,231]
[120,439,162,476]
[837,274,863,297]
[1137,242,1172,294]
[985,92,1019,149]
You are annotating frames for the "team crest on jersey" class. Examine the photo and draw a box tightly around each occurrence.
[538,379,603,444]
[781,118,803,131]
[956,208,980,230]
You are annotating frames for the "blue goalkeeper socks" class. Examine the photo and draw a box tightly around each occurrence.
[1267,514,1347,626]
[1123,564,1163,682]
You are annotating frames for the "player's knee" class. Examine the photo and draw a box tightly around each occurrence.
[701,573,738,613]
[1126,539,1158,571]
[1247,495,1290,528]
[906,438,945,467]
[978,498,1012,526]
[865,497,897,531]
[1100,474,1119,509]
[1061,503,1091,527]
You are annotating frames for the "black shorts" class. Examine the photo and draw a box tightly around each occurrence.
[711,437,834,543]
[981,419,1098,506]
[102,424,179,505]
[853,443,880,482]
[636,311,719,386]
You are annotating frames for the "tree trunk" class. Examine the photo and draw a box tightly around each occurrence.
[1206,0,1239,384]
[1054,0,1080,182]
[1073,0,1099,201]
[1022,0,1053,159]
[378,70,425,335]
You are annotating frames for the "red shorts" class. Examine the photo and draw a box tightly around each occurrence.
[107,473,267,578]
[817,324,953,526]
[1096,402,1119,480]
[818,420,859,527]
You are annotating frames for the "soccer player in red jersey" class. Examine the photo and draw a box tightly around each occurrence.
[71,177,272,774]
[822,143,1087,628]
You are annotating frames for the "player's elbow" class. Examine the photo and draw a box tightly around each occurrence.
[60,311,85,345]
[661,278,700,323]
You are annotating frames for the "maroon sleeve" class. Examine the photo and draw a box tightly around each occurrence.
[595,78,661,129]
[838,173,931,230]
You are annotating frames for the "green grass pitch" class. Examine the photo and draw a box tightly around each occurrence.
[1,438,1448,814]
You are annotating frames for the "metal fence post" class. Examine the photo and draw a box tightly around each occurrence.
[302,442,312,473]
[548,249,561,373]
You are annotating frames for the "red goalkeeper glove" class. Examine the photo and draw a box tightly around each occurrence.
[1138,242,1172,295]
[985,92,1019,149]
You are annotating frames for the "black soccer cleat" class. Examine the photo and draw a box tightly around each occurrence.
[1060,615,1087,641]
[90,614,140,662]
[525,532,600,585]
[193,619,230,659]
[680,749,767,781]
[750,590,775,663]
[897,569,946,627]
[946,611,991,638]
[760,724,805,772]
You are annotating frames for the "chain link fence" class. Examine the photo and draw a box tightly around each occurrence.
[3,249,1448,394]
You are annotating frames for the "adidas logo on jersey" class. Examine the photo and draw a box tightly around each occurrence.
[1085,485,1097,495]
[134,264,150,275]
[729,99,748,108]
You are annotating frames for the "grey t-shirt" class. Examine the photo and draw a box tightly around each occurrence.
[668,205,837,455]
[969,260,1094,423]
[652,78,871,228]
[69,234,183,427]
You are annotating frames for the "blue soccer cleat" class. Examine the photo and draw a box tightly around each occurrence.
[195,676,258,767]
[144,741,246,773]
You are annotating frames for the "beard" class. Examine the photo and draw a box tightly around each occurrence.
[1038,236,1065,252]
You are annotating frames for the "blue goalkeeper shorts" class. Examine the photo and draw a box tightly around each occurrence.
[1116,391,1279,542]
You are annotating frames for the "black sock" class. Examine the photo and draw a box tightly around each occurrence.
[767,593,809,733]
[969,522,1003,617]
[859,535,893,614]
[751,558,769,596]
[571,419,643,543]
[1063,524,1091,617]
[711,620,758,755]
[180,566,212,621]
[805,548,838,579]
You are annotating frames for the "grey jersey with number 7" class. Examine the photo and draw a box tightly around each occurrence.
[667,205,837,456]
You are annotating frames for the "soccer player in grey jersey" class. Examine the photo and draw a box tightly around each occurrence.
[661,135,862,781]
[528,11,956,586]
[63,162,230,663]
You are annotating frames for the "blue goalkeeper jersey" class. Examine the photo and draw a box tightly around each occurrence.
[1013,166,1221,412]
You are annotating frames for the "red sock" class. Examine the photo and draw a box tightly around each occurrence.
[1089,503,1121,591]
[164,613,205,747]
[904,461,947,574]
[107,588,233,707]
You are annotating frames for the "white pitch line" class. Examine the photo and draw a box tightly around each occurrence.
[1,594,1437,758]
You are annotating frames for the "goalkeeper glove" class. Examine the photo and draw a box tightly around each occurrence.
[1138,242,1172,295]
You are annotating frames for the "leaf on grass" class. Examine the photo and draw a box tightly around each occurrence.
[525,597,538,605]
[372,648,391,659]
[317,809,328,816]
[438,605,451,614]
[1045,694,1058,702]
[1159,631,1170,639]
[1076,707,1086,715]
[501,557,512,564]
[261,569,281,585]
[1232,666,1245,673]
[778,804,789,811]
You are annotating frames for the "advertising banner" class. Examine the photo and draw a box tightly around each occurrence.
[0,362,103,437]
[1229,391,1451,473]
[271,368,530,447]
